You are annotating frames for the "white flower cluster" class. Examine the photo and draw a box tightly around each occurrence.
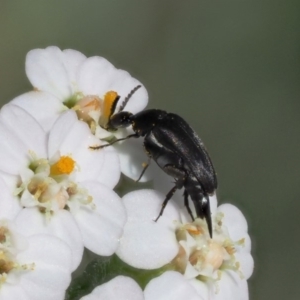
[0,46,253,300]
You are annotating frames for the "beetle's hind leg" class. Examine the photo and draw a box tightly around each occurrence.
[183,189,194,222]
[154,165,186,222]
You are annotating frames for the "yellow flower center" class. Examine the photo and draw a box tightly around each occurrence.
[16,152,93,215]
[50,156,75,176]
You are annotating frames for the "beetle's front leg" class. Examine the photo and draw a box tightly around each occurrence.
[90,133,139,150]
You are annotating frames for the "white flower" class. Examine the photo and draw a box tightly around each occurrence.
[116,189,180,269]
[80,276,144,300]
[79,272,204,300]
[0,104,126,270]
[144,271,205,300]
[0,219,72,300]
[11,46,149,180]
[116,189,253,300]
[145,270,248,300]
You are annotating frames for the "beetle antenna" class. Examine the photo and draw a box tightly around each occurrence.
[118,85,142,112]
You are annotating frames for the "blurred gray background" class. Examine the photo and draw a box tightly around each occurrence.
[0,1,299,299]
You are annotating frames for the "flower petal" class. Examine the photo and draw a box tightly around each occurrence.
[0,285,31,300]
[78,56,148,114]
[95,147,120,188]
[0,123,29,174]
[144,271,203,300]
[26,46,72,99]
[72,181,126,256]
[116,190,179,269]
[11,91,64,132]
[0,176,21,219]
[114,138,155,182]
[217,204,248,240]
[0,104,47,159]
[209,270,249,300]
[77,56,118,95]
[47,109,80,158]
[80,276,144,300]
[189,279,209,299]
[17,234,72,300]
[0,172,19,191]
[15,208,83,271]
[235,251,254,280]
[62,49,87,92]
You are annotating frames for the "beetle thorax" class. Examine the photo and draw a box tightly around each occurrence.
[132,109,167,136]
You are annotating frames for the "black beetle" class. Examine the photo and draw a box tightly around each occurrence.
[92,85,217,237]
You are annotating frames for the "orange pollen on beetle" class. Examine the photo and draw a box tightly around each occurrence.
[103,91,118,116]
[50,156,76,176]
[99,91,119,128]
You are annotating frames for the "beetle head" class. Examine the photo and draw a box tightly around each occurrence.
[107,111,133,129]
[99,85,141,131]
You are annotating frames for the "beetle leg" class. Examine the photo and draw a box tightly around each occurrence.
[154,165,186,222]
[154,184,178,222]
[90,133,139,150]
[135,157,151,182]
[183,189,194,221]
